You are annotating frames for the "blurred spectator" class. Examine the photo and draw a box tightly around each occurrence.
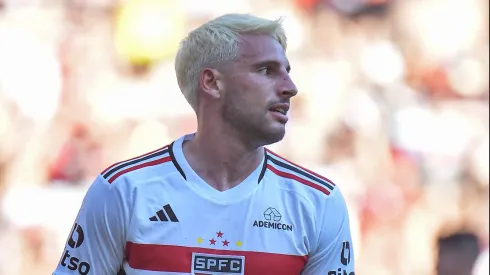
[436,232,481,275]
[0,216,21,275]
[48,123,101,185]
[323,123,356,164]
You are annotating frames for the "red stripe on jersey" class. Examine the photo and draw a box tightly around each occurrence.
[101,145,169,175]
[125,242,307,274]
[107,156,171,184]
[266,149,335,186]
[267,164,330,196]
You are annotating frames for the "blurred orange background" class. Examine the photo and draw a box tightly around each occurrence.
[0,0,488,274]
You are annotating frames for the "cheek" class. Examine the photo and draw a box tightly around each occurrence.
[242,93,267,114]
[225,94,265,120]
[226,77,270,113]
[245,82,271,104]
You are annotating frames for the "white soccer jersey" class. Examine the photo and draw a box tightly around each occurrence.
[53,134,355,275]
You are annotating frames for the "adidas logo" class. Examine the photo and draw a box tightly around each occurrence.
[149,204,179,222]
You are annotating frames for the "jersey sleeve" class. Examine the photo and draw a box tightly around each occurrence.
[53,175,130,275]
[301,189,355,275]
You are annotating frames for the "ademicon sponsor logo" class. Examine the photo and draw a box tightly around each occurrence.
[252,207,293,231]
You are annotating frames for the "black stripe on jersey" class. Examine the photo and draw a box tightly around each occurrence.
[163,204,179,222]
[266,155,335,191]
[257,149,268,184]
[169,142,187,180]
[103,148,169,179]
[156,209,169,221]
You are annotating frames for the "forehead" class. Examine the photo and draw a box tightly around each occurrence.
[235,34,289,67]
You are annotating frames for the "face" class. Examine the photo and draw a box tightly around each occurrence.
[217,34,298,147]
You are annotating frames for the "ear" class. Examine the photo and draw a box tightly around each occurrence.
[200,68,221,99]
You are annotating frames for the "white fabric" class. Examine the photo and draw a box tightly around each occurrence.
[53,134,355,275]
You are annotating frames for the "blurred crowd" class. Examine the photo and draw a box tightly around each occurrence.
[0,0,488,274]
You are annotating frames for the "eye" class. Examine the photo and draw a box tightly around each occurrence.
[258,67,272,75]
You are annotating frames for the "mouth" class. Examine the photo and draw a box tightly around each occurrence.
[268,103,290,115]
[268,107,287,115]
[268,103,290,123]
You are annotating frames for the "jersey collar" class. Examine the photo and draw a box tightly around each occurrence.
[169,134,268,203]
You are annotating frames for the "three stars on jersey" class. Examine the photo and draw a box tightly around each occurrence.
[197,231,243,248]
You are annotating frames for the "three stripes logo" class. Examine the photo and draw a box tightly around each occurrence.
[149,204,179,222]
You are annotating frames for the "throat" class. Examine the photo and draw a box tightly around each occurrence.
[182,138,264,192]
[198,167,250,192]
[190,157,263,192]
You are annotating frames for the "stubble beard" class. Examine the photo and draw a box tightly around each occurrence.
[221,101,286,149]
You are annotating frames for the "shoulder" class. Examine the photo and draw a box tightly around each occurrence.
[82,144,182,209]
[264,148,345,205]
[98,144,182,189]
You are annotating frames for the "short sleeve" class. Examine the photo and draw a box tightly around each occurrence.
[53,175,131,275]
[301,189,355,275]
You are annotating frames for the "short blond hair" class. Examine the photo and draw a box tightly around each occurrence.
[175,13,287,111]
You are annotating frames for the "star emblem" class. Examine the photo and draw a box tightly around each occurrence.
[209,238,216,245]
[236,240,243,247]
[222,239,229,246]
[197,237,203,244]
[216,231,224,238]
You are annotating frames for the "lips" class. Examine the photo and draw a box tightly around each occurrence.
[268,103,290,123]
[268,103,290,115]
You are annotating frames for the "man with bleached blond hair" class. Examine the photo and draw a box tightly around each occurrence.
[53,13,355,275]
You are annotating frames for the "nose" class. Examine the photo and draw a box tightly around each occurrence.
[279,75,298,98]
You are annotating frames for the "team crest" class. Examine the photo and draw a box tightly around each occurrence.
[191,253,245,275]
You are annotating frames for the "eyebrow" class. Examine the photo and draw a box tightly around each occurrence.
[253,60,291,73]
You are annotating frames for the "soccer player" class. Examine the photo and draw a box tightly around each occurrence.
[53,13,355,275]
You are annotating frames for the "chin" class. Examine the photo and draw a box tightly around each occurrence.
[259,126,286,146]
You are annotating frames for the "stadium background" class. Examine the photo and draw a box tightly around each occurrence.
[0,0,488,274]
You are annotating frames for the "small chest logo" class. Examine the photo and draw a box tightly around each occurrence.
[252,207,293,231]
[191,253,245,274]
[149,204,179,222]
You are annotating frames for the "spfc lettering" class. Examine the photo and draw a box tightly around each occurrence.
[192,253,245,274]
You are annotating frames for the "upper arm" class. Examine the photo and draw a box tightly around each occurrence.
[53,175,131,275]
[302,189,356,275]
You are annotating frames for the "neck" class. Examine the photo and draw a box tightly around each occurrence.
[182,121,264,192]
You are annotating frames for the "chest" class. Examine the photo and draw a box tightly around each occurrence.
[125,185,313,275]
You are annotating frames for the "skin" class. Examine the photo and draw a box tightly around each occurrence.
[182,34,298,191]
